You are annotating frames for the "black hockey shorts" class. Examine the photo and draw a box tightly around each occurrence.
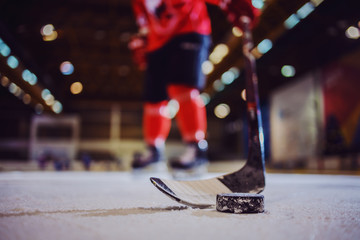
[144,33,211,103]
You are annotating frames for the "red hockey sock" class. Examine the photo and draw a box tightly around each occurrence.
[143,101,171,147]
[167,85,207,142]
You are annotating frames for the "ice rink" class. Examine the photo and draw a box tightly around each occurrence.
[0,171,359,240]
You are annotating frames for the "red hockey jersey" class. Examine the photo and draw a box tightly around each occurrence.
[132,0,221,52]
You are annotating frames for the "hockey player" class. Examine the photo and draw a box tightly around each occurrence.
[129,0,259,172]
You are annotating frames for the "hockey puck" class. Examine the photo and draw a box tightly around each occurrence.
[216,193,264,214]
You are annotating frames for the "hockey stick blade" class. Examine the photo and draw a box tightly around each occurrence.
[150,164,264,208]
[150,16,265,208]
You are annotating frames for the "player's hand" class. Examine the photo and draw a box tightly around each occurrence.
[220,0,260,31]
[128,34,147,70]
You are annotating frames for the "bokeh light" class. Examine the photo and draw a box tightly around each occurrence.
[252,0,264,9]
[209,44,229,64]
[281,65,296,77]
[232,27,243,37]
[345,26,360,39]
[41,89,51,100]
[297,2,315,19]
[52,101,63,114]
[213,79,225,92]
[214,103,230,119]
[41,24,54,36]
[241,89,247,101]
[70,82,83,95]
[167,99,179,119]
[1,76,9,87]
[60,61,74,75]
[7,56,19,69]
[284,14,300,29]
[200,92,210,106]
[0,38,11,57]
[35,104,44,114]
[257,39,273,54]
[22,69,37,85]
[23,94,31,105]
[41,24,57,41]
[43,31,58,41]
[201,60,214,75]
[221,71,235,85]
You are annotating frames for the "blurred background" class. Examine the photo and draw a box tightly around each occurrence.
[0,0,359,173]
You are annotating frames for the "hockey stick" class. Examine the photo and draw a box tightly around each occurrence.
[150,16,265,208]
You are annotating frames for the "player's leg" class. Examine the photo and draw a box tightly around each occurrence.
[167,85,208,169]
[166,33,211,170]
[132,101,171,169]
[132,47,171,170]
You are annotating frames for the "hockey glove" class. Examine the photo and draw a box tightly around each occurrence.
[219,0,260,31]
[128,34,147,70]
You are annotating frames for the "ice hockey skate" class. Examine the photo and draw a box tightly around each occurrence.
[132,145,167,173]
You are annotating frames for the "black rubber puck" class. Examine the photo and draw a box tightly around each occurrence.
[216,193,264,214]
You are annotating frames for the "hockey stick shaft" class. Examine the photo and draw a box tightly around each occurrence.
[240,16,265,171]
[216,17,265,193]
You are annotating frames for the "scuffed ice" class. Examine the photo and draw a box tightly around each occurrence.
[0,172,360,240]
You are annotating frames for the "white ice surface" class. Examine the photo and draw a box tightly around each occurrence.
[0,171,359,240]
